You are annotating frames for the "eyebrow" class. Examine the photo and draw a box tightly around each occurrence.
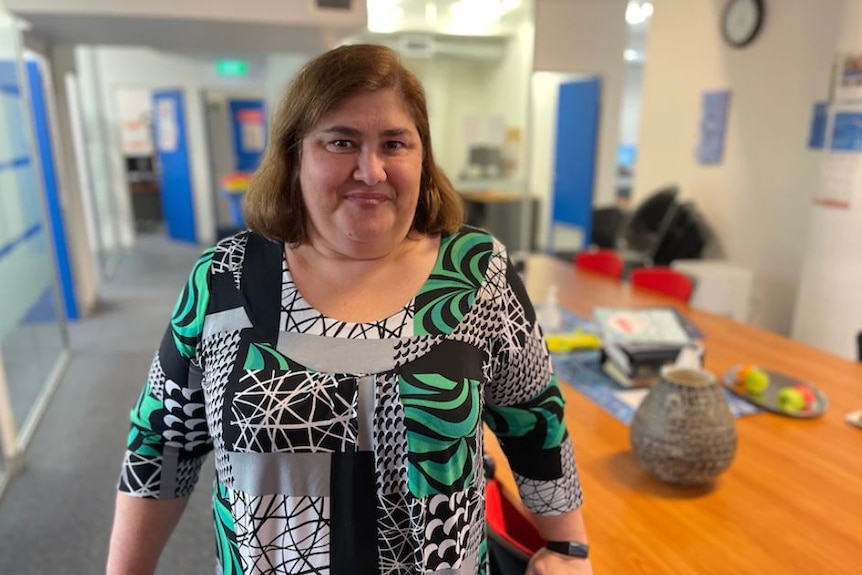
[319,125,414,138]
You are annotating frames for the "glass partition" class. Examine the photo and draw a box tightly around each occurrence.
[0,11,69,490]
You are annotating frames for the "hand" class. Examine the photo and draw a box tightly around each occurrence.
[526,547,594,575]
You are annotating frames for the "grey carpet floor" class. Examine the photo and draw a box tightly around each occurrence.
[0,234,218,574]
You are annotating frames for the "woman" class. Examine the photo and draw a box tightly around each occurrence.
[107,44,592,575]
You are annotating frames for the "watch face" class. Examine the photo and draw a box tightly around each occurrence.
[723,0,764,47]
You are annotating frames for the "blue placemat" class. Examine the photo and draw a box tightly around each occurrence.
[542,308,763,425]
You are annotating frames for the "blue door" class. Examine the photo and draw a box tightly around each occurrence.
[153,89,196,243]
[551,77,600,250]
[26,58,78,319]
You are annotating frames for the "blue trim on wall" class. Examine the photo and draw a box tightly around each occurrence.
[26,60,78,320]
[0,223,42,261]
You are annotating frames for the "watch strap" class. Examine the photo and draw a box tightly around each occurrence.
[546,540,590,559]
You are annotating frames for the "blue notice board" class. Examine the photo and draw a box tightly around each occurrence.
[697,90,731,165]
[808,102,828,150]
[830,112,862,152]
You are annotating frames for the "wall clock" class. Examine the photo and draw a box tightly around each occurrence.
[721,0,765,48]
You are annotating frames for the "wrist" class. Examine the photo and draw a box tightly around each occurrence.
[545,540,590,559]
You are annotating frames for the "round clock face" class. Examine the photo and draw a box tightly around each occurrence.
[722,0,764,47]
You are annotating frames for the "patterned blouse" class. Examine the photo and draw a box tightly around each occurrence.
[119,227,582,575]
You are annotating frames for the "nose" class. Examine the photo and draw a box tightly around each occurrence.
[353,148,387,185]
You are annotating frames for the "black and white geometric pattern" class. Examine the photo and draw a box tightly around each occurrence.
[514,437,583,515]
[280,263,414,339]
[392,335,443,369]
[119,452,162,497]
[162,379,209,453]
[421,490,474,570]
[374,373,410,496]
[233,492,331,575]
[232,370,358,453]
[174,456,206,497]
[146,354,166,401]
[377,492,422,575]
[202,330,243,486]
[487,323,553,406]
[212,231,248,290]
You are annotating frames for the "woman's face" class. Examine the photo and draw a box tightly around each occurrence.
[298,88,424,259]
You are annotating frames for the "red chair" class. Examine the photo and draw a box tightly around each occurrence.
[574,249,624,280]
[630,266,696,302]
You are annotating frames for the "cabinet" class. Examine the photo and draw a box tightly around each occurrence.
[459,191,539,252]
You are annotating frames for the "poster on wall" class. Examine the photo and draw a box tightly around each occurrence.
[834,52,862,102]
[813,106,862,209]
[697,90,731,165]
[237,108,265,153]
[157,98,178,153]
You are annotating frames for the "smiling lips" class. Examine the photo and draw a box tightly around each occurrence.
[344,191,391,206]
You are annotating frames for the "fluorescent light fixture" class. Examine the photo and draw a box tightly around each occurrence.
[367,0,405,33]
[624,49,638,61]
[625,1,653,25]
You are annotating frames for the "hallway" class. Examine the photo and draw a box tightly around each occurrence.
[0,235,217,574]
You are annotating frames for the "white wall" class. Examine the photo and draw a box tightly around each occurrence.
[791,0,862,359]
[634,0,843,335]
[533,0,628,208]
[619,62,643,147]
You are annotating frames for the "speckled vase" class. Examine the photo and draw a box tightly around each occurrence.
[630,366,737,486]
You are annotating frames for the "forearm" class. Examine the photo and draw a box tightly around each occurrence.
[106,492,190,575]
[531,507,588,544]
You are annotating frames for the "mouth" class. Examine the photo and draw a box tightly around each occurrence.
[344,192,391,206]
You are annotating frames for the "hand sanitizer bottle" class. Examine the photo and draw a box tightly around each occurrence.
[539,284,562,332]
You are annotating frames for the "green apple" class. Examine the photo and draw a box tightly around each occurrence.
[776,386,806,413]
[743,368,770,395]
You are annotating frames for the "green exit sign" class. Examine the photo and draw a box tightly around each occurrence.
[215,59,249,77]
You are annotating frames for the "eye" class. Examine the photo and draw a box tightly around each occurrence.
[325,139,355,151]
[384,141,405,151]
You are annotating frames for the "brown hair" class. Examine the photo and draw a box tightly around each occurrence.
[243,44,463,244]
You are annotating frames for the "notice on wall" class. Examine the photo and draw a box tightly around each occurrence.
[237,108,266,153]
[813,107,862,209]
[835,52,862,102]
[697,90,731,165]
[157,99,178,153]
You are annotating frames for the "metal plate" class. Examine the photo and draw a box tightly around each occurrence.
[722,366,828,419]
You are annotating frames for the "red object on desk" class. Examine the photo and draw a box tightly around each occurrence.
[630,266,695,302]
[574,249,624,279]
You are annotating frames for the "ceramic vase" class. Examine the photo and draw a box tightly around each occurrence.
[630,366,737,486]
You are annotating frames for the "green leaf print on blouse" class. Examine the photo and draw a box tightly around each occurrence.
[399,372,481,497]
[128,387,165,458]
[484,380,567,449]
[414,231,492,336]
[244,342,291,371]
[214,482,243,575]
[171,247,215,359]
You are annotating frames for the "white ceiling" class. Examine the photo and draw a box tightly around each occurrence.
[17,13,348,54]
[12,0,531,54]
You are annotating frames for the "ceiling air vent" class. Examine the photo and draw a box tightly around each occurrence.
[316,0,352,9]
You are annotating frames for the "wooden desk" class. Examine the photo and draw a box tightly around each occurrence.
[485,254,862,574]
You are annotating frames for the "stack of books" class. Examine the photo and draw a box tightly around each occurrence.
[593,307,702,388]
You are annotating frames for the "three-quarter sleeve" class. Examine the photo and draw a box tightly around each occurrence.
[483,253,583,515]
[118,248,215,499]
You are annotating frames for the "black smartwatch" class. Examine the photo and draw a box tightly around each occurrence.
[545,540,590,559]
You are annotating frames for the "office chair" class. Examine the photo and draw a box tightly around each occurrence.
[630,266,696,302]
[590,206,626,249]
[574,249,625,280]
